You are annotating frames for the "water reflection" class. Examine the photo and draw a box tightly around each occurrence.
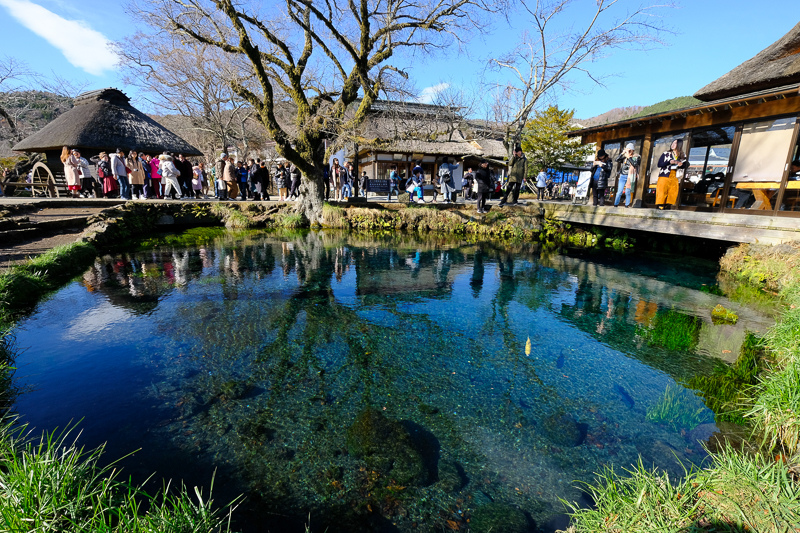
[12,231,773,533]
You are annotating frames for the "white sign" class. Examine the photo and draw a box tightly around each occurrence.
[575,171,592,200]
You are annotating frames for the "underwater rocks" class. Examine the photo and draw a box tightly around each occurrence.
[542,412,587,447]
[469,502,530,533]
[436,460,468,492]
[345,408,428,486]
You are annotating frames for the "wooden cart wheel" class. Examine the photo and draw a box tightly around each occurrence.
[30,162,58,198]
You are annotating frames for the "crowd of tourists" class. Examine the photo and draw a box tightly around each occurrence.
[40,144,588,210]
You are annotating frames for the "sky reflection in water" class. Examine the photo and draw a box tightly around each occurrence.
[12,231,770,533]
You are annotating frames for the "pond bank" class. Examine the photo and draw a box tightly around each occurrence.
[562,242,800,532]
[1,204,799,532]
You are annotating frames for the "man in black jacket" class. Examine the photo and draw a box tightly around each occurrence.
[176,154,194,198]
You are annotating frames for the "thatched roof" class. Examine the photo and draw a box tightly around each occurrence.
[12,88,203,156]
[694,21,800,101]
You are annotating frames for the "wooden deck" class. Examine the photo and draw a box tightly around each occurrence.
[540,202,800,245]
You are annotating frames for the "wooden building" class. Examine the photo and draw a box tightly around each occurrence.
[569,21,800,217]
[344,100,507,190]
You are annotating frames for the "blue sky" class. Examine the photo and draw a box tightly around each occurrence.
[0,0,796,119]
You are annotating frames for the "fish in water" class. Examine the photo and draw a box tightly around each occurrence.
[613,384,635,409]
[556,353,565,369]
[525,337,531,356]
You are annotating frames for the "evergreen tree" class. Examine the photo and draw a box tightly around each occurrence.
[521,106,593,175]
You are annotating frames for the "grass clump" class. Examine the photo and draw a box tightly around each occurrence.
[566,446,800,533]
[746,358,800,454]
[0,418,237,533]
[210,203,252,229]
[645,384,713,432]
[639,309,701,352]
[0,241,98,322]
[279,212,306,229]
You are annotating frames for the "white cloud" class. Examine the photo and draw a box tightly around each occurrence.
[417,82,450,104]
[0,0,119,76]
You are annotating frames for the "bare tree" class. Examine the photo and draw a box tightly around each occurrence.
[117,33,267,158]
[0,56,32,141]
[131,0,493,223]
[491,0,672,152]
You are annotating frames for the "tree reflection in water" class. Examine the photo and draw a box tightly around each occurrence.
[52,230,768,533]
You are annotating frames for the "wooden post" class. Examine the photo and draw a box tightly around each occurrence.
[637,133,653,205]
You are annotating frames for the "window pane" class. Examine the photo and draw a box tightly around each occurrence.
[731,118,795,210]
[681,126,734,208]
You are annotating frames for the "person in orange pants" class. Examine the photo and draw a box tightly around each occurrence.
[655,139,688,209]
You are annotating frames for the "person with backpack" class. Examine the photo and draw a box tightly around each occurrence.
[288,163,302,200]
[96,152,117,198]
[159,153,182,199]
[462,167,474,201]
[498,146,527,207]
[437,157,458,204]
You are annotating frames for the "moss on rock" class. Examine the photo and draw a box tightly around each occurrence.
[345,407,426,486]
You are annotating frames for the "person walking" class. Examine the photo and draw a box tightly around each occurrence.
[75,150,96,198]
[275,162,288,201]
[96,152,117,198]
[225,157,240,199]
[61,146,81,198]
[148,154,162,198]
[474,159,492,214]
[462,167,474,201]
[127,150,145,199]
[330,158,344,201]
[437,157,458,203]
[614,143,641,208]
[288,163,302,200]
[387,164,400,201]
[111,149,131,200]
[591,149,612,206]
[340,163,353,199]
[159,153,182,199]
[535,167,547,201]
[498,146,527,207]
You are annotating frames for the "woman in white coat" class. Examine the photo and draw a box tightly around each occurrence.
[159,154,182,200]
[61,146,81,198]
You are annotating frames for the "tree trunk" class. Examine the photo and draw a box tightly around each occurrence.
[298,167,325,225]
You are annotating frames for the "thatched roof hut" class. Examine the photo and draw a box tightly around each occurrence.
[12,88,203,159]
[694,21,800,101]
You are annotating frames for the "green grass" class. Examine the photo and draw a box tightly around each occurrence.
[689,332,763,424]
[566,446,800,533]
[645,384,713,432]
[0,241,98,323]
[0,418,237,532]
[746,358,800,454]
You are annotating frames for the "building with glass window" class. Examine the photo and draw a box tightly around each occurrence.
[569,21,800,217]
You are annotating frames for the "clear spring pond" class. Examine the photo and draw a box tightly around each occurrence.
[11,230,775,532]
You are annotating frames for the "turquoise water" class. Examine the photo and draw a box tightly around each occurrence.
[11,231,771,532]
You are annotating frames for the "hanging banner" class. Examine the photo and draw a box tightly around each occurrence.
[575,171,592,201]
